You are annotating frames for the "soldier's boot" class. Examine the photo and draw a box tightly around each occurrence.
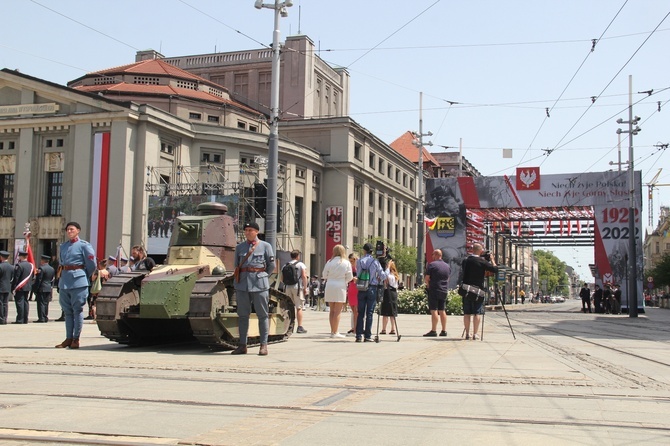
[231,345,247,355]
[55,338,73,348]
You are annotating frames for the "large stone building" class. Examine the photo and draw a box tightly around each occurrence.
[0,34,420,278]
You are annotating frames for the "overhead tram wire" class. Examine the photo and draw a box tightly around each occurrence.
[517,0,629,166]
[544,9,670,164]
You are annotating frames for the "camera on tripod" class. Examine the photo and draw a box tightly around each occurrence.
[375,240,393,261]
[482,250,492,262]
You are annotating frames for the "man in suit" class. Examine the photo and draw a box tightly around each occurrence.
[56,222,96,349]
[231,222,275,356]
[34,255,55,323]
[0,250,14,324]
[11,250,34,324]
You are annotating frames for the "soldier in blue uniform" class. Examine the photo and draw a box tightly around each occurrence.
[231,222,275,356]
[55,222,96,349]
[0,250,14,324]
[11,250,34,324]
[34,254,56,323]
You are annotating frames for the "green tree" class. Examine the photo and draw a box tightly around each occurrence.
[535,250,569,295]
[354,238,417,277]
[647,253,670,288]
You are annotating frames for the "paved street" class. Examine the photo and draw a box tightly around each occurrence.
[1,298,669,445]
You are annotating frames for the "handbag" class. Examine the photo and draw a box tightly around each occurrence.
[91,273,102,294]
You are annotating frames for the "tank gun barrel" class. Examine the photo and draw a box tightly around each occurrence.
[177,219,195,234]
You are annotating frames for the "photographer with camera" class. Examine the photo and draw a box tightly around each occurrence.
[355,243,388,342]
[459,243,498,340]
[424,249,451,337]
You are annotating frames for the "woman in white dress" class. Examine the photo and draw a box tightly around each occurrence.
[322,244,353,338]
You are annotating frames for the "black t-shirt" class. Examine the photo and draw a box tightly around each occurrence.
[461,255,497,289]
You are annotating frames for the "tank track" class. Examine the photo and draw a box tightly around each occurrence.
[188,274,296,350]
[96,272,147,344]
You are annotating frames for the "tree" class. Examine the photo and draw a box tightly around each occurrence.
[647,253,670,288]
[535,250,569,295]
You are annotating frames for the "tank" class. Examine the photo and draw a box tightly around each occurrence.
[96,202,295,350]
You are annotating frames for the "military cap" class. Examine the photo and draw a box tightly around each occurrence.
[0,250,9,257]
[18,250,28,256]
[243,222,260,231]
[40,254,51,260]
[65,221,81,230]
[120,256,128,262]
[108,255,117,262]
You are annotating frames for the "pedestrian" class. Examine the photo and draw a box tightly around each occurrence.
[231,222,274,356]
[106,256,118,277]
[520,289,526,304]
[579,283,592,313]
[281,249,307,334]
[131,245,155,272]
[86,258,110,320]
[118,256,131,273]
[11,250,34,324]
[321,244,353,338]
[355,243,387,342]
[424,249,451,337]
[603,284,613,314]
[0,250,14,325]
[593,284,603,313]
[612,284,622,314]
[380,260,399,335]
[459,243,498,340]
[308,275,320,309]
[346,253,358,335]
[34,254,55,322]
[55,221,97,349]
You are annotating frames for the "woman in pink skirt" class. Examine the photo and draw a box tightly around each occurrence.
[347,253,359,335]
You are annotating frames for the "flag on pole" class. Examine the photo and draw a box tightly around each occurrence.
[14,225,35,291]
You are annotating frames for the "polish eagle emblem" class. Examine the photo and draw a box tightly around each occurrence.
[516,167,540,190]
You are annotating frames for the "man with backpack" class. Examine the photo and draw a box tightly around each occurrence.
[281,250,307,334]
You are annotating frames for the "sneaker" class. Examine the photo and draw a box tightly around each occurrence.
[296,326,307,334]
[364,338,373,342]
[330,333,346,339]
[423,330,437,337]
[439,330,447,337]
[355,337,362,343]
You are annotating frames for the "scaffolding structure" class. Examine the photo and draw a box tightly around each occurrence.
[143,160,299,251]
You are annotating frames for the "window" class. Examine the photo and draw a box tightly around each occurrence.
[189,112,202,120]
[315,78,322,117]
[387,164,392,177]
[353,206,359,228]
[207,115,219,123]
[378,195,383,210]
[8,141,15,150]
[46,139,53,148]
[395,169,400,183]
[369,153,375,168]
[0,174,14,217]
[403,173,408,187]
[354,142,362,161]
[258,71,272,98]
[311,200,318,237]
[234,73,249,98]
[46,172,63,216]
[378,158,383,173]
[56,139,64,147]
[395,202,399,217]
[368,191,374,207]
[377,218,382,237]
[237,121,247,130]
[312,173,320,185]
[410,178,415,191]
[294,196,303,235]
[354,184,361,201]
[296,167,306,179]
[387,198,392,213]
[160,142,174,155]
[248,124,258,132]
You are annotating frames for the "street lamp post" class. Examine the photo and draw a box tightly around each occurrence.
[254,0,292,254]
[412,92,432,286]
[616,75,641,318]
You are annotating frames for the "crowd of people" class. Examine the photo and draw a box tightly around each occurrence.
[579,283,623,314]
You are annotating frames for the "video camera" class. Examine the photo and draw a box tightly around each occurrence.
[375,240,393,261]
[482,250,492,262]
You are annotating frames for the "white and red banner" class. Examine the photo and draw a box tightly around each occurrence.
[90,132,111,259]
[424,170,643,309]
[325,206,343,257]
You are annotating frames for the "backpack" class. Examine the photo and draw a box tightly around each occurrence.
[356,263,370,291]
[281,261,300,286]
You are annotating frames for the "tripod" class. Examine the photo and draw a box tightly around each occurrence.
[496,292,516,340]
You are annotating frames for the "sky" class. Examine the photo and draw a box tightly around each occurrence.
[2,0,669,280]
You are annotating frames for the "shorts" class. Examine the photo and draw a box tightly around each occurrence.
[285,286,305,308]
[463,294,485,315]
[428,290,447,311]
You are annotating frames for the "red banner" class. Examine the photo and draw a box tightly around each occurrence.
[325,206,343,257]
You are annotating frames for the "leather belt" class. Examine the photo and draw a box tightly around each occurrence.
[62,265,84,271]
[239,267,265,273]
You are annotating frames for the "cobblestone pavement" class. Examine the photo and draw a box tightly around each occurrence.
[0,299,668,445]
